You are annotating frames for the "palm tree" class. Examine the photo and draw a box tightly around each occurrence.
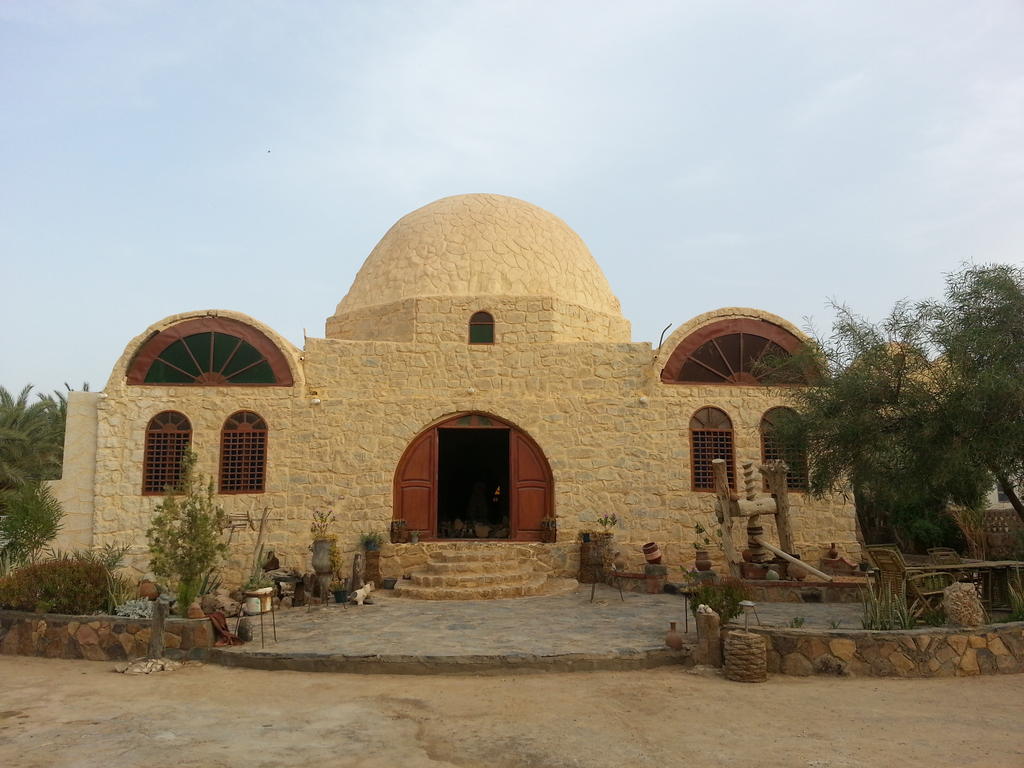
[0,385,68,490]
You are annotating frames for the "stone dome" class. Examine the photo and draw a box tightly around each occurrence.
[334,194,622,316]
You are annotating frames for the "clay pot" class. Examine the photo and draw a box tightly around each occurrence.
[138,580,159,600]
[642,542,663,565]
[186,601,204,619]
[694,549,713,572]
[827,542,839,560]
[311,538,333,576]
[740,562,768,579]
[665,621,684,651]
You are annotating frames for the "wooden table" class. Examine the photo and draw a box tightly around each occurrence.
[918,560,1024,610]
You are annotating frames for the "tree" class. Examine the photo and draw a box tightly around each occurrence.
[769,302,989,549]
[0,385,64,490]
[926,264,1024,523]
[0,481,64,564]
[146,450,227,613]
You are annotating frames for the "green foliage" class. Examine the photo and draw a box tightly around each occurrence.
[146,450,227,613]
[687,577,750,623]
[768,300,989,549]
[0,555,109,614]
[926,264,1024,523]
[0,481,64,562]
[828,619,843,629]
[788,616,806,628]
[310,508,336,539]
[596,513,618,529]
[359,531,386,551]
[861,587,914,630]
[920,607,947,627]
[1007,573,1024,622]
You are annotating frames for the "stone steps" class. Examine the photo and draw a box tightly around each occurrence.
[394,545,578,600]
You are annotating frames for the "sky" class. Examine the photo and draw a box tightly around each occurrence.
[2,1,1022,396]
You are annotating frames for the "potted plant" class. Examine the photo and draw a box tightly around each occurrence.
[359,531,386,551]
[540,515,557,543]
[390,519,409,544]
[693,522,714,571]
[329,579,349,604]
[593,513,618,544]
[243,571,274,614]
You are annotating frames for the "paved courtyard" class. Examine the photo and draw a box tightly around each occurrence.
[220,584,864,664]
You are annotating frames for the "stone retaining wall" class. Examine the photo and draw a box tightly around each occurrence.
[747,621,1024,677]
[0,610,213,661]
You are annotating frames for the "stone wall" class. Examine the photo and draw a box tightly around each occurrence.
[54,306,859,589]
[0,610,213,661]
[741,580,864,603]
[749,622,1024,677]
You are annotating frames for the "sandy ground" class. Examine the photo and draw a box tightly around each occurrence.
[0,657,1018,768]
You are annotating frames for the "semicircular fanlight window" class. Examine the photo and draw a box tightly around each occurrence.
[678,333,790,385]
[143,332,278,385]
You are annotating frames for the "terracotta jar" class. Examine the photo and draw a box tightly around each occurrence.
[665,621,684,651]
[694,549,713,572]
[642,542,663,565]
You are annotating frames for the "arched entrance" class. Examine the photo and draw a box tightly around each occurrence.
[393,413,553,542]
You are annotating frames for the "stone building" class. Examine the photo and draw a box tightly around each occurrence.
[52,193,857,593]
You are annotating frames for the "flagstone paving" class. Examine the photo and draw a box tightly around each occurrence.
[219,584,864,661]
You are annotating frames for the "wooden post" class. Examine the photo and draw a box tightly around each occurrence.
[695,610,722,667]
[148,599,167,659]
[760,460,796,555]
[712,459,741,577]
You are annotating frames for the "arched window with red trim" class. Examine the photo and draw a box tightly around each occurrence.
[760,407,808,491]
[143,411,192,494]
[663,317,806,385]
[219,411,268,493]
[690,407,735,491]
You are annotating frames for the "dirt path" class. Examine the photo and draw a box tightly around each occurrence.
[0,657,1018,768]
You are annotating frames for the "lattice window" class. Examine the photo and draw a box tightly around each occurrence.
[220,411,268,493]
[690,407,735,491]
[143,411,192,494]
[760,407,808,491]
[469,311,495,344]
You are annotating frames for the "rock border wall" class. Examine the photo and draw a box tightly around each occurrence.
[747,621,1024,677]
[0,610,213,661]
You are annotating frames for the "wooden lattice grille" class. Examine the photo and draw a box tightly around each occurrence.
[143,411,192,494]
[760,408,808,491]
[219,411,267,493]
[690,407,735,491]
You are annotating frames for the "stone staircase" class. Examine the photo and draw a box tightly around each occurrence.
[394,544,578,600]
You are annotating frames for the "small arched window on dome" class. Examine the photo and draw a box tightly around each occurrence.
[690,407,735,491]
[143,411,192,495]
[760,407,808,492]
[468,311,495,344]
[219,411,268,493]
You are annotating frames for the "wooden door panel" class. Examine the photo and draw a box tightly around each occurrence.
[511,431,551,537]
[396,430,436,533]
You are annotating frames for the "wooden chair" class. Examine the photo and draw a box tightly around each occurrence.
[867,545,954,619]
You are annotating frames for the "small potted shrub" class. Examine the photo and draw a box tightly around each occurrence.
[243,571,274,614]
[540,516,557,543]
[329,579,349,604]
[359,531,386,551]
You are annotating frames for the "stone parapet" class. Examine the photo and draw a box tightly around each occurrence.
[747,621,1024,677]
[0,610,212,661]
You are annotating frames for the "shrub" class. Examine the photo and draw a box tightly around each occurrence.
[0,481,63,563]
[146,450,226,614]
[687,577,750,622]
[861,587,914,630]
[0,555,109,614]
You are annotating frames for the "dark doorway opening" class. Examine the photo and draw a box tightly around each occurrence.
[437,428,509,538]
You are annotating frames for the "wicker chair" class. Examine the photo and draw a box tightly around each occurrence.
[867,545,954,619]
[927,547,961,565]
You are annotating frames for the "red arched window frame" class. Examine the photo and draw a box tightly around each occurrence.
[143,411,192,495]
[127,317,294,386]
[662,318,805,385]
[468,311,495,344]
[219,411,268,493]
[760,407,808,491]
[689,407,735,491]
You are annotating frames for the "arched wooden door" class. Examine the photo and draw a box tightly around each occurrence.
[393,413,553,541]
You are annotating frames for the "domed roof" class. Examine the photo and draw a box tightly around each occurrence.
[335,194,622,316]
